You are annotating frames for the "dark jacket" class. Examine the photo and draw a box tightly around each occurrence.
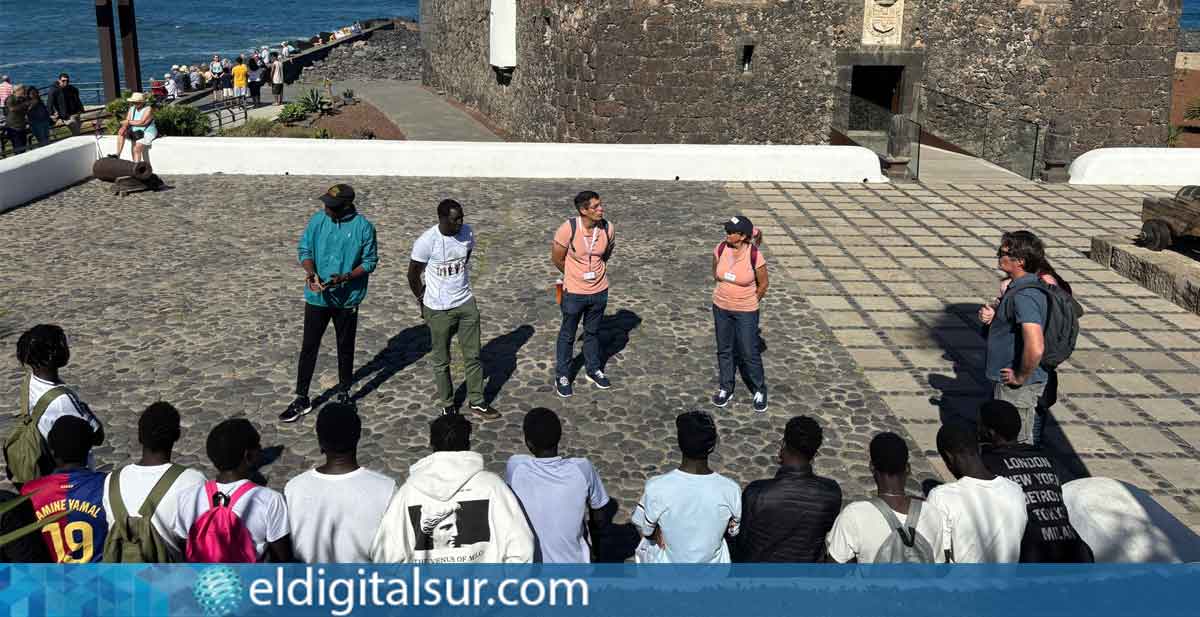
[47,84,83,118]
[27,99,50,125]
[734,464,842,563]
[5,95,31,130]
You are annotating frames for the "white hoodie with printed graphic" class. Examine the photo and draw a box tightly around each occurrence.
[370,450,535,563]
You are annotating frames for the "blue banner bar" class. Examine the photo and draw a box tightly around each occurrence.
[1,564,1197,617]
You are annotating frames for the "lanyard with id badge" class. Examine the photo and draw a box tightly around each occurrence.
[722,245,741,284]
[581,220,600,282]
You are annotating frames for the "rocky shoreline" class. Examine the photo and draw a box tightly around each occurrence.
[299,25,424,83]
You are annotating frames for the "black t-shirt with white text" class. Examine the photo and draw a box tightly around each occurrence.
[981,444,1092,563]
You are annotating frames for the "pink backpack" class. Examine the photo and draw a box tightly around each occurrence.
[185,481,259,563]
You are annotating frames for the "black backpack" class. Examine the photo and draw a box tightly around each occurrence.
[567,217,614,262]
[1003,278,1083,369]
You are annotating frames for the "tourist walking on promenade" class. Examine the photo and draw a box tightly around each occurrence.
[25,87,51,147]
[407,199,500,420]
[47,73,84,136]
[551,190,616,397]
[232,56,248,104]
[3,85,31,154]
[280,184,379,423]
[246,58,264,107]
[270,52,285,105]
[711,215,769,412]
[113,92,156,164]
[981,231,1049,445]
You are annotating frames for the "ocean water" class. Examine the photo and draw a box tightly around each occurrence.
[0,0,1196,93]
[0,0,418,91]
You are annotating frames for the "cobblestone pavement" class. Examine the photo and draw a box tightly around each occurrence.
[0,176,939,526]
[728,181,1200,530]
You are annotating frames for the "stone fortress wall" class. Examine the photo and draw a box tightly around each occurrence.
[420,0,1180,162]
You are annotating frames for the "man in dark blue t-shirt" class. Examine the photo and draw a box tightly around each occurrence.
[983,231,1047,445]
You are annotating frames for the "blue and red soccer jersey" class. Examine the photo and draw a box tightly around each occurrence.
[21,469,108,563]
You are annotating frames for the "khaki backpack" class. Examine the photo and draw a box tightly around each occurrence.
[102,464,188,563]
[4,374,66,484]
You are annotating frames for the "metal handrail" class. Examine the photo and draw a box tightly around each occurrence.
[917,85,1042,179]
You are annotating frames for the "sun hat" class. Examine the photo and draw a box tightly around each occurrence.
[128,92,146,103]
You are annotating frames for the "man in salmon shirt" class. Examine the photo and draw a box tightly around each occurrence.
[551,191,615,397]
[712,215,770,412]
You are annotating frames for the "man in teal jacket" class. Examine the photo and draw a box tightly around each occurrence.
[281,184,379,423]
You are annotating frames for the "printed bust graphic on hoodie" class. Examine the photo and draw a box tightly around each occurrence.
[408,500,491,559]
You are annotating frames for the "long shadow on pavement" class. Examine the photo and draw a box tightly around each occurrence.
[567,309,643,381]
[453,324,537,408]
[309,324,433,406]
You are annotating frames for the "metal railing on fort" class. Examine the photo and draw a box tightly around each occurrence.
[35,82,108,107]
[831,87,922,180]
[204,103,249,134]
[916,86,1041,179]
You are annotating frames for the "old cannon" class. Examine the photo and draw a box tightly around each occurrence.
[1140,186,1200,252]
[91,156,165,197]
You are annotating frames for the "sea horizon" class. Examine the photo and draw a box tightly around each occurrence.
[0,0,419,91]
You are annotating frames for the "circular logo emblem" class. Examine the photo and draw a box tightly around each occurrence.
[193,566,244,617]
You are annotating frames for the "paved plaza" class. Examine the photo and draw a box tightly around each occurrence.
[1,176,1197,532]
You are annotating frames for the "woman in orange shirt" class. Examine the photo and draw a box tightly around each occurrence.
[711,215,770,412]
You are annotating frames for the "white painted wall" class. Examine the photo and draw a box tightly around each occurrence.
[0,138,98,213]
[0,136,888,212]
[1069,148,1199,186]
[122,137,888,182]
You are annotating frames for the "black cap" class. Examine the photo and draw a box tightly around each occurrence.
[320,183,355,209]
[723,215,753,237]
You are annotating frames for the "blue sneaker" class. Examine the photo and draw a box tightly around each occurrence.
[712,389,732,408]
[752,391,768,413]
[556,376,573,398]
[585,370,612,390]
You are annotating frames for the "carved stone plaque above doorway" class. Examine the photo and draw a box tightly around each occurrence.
[862,0,904,46]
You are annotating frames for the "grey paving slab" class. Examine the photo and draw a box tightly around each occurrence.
[0,176,939,519]
[299,79,501,141]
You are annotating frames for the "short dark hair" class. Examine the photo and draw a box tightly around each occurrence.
[676,410,718,459]
[979,400,1022,442]
[870,432,909,475]
[206,418,261,472]
[573,191,600,212]
[936,422,979,458]
[317,402,362,453]
[437,199,463,219]
[48,417,93,465]
[1001,230,1045,272]
[522,407,562,451]
[138,402,181,451]
[430,414,471,452]
[16,324,70,370]
[58,73,69,80]
[784,415,823,459]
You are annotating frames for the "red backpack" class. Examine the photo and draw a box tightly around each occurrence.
[185,481,258,563]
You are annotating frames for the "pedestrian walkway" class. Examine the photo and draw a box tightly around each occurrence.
[916,145,1034,184]
[298,79,501,141]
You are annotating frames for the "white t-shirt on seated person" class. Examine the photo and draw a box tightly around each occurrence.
[103,464,207,558]
[284,467,396,563]
[826,498,945,563]
[411,224,475,311]
[172,479,290,560]
[923,475,1027,563]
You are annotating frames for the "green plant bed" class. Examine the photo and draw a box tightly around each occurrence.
[218,119,333,139]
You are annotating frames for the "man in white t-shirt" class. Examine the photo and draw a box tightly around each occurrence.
[103,402,205,561]
[285,402,396,563]
[505,408,610,563]
[407,199,499,420]
[923,423,1027,563]
[632,411,741,563]
[13,324,104,480]
[827,432,942,563]
[172,418,293,562]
